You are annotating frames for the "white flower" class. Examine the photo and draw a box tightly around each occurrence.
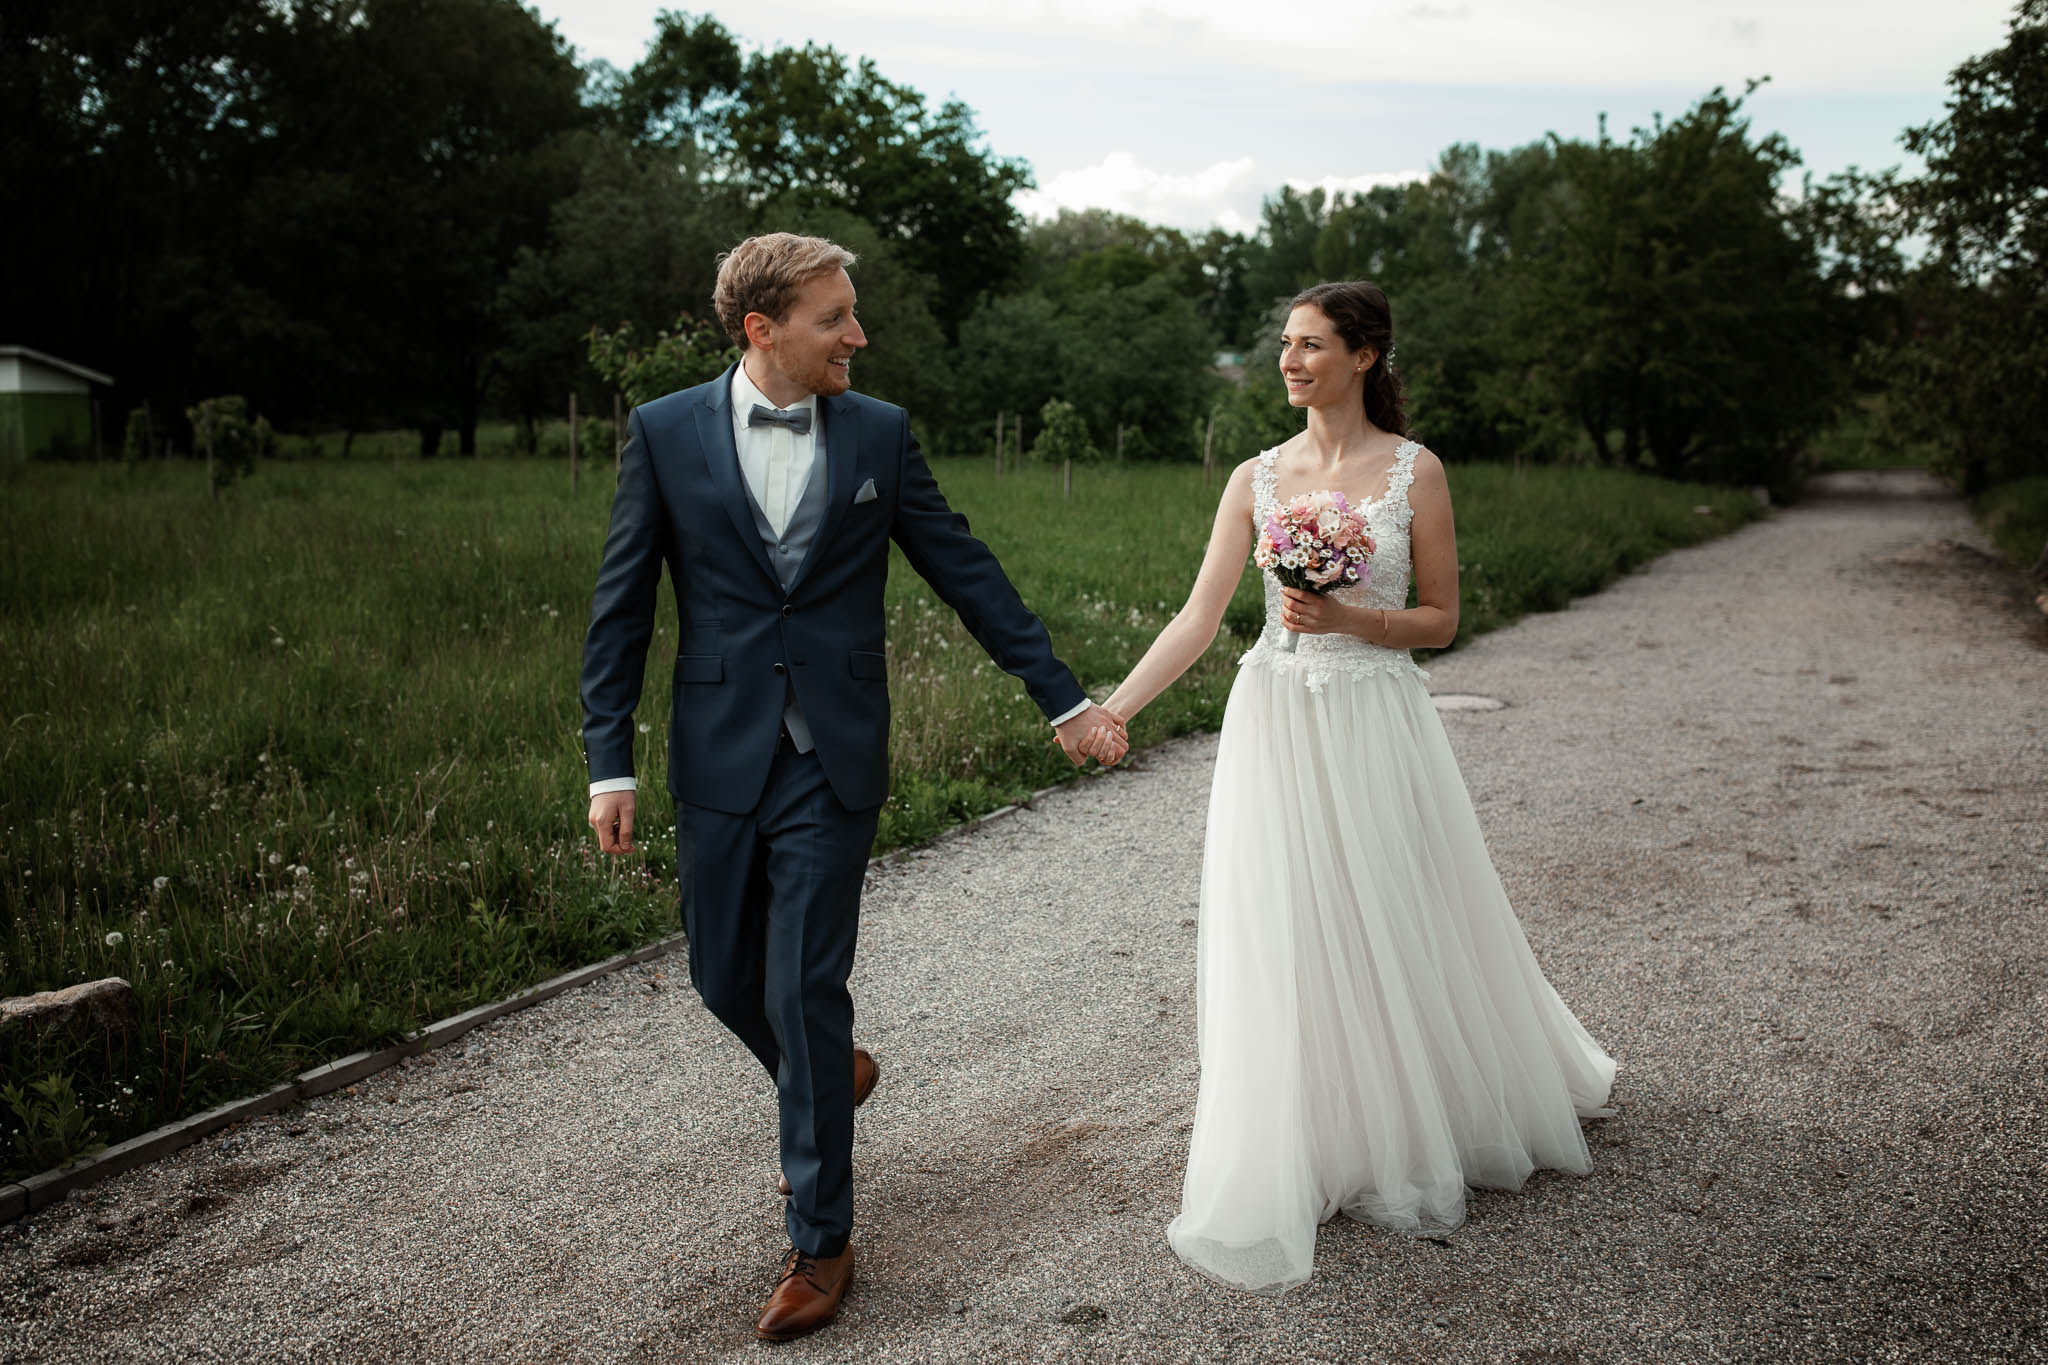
[637,723,650,734]
[1317,508,1343,538]
[104,931,124,947]
[161,960,174,970]
[458,861,471,873]
[152,875,170,892]
[268,851,282,866]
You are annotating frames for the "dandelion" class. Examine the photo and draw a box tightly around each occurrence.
[268,851,282,867]
[104,931,124,947]
[161,960,174,971]
[152,875,169,892]
[458,861,471,872]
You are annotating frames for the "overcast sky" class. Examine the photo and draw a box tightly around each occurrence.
[535,1,2015,234]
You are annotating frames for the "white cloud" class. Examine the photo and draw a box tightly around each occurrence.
[1016,154,1264,233]
[1288,170,1432,201]
[1016,155,1430,234]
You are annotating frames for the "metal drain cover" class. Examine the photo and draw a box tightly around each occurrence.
[1431,693,1507,712]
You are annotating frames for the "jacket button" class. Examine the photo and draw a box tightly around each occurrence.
[781,604,794,618]
[772,662,786,675]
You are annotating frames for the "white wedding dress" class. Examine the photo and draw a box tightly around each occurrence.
[1166,442,1617,1295]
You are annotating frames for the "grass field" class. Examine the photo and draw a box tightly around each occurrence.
[1973,477,2048,582]
[0,452,1759,1175]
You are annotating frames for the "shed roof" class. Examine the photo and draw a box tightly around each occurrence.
[0,346,114,388]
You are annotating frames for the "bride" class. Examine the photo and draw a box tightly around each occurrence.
[1086,280,1617,1295]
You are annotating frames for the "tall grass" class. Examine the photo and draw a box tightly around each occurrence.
[0,451,1758,1173]
[1972,476,2048,581]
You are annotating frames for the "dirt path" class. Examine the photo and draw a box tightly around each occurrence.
[3,472,2043,1364]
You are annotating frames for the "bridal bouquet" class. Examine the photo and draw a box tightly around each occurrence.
[1255,491,1375,653]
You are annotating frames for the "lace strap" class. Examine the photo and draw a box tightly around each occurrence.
[1252,448,1279,512]
[1385,439,1420,527]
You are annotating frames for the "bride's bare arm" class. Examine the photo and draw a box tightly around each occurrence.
[1278,447,1460,649]
[1102,459,1258,723]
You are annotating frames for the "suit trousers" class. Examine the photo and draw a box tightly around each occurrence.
[675,738,880,1257]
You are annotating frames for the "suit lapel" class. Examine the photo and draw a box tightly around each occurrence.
[694,364,781,589]
[789,394,859,596]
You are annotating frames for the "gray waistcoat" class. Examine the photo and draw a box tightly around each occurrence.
[738,442,831,751]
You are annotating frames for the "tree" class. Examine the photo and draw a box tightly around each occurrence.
[1054,275,1219,460]
[614,15,1032,335]
[953,293,1066,445]
[1886,0,2048,492]
[496,134,748,440]
[1031,399,1101,464]
[1499,87,1847,486]
[2,0,591,452]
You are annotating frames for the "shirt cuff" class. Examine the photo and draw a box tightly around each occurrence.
[588,776,638,796]
[1047,699,1093,728]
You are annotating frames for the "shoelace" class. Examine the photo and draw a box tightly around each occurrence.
[775,1249,821,1289]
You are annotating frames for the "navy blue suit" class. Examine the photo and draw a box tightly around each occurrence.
[580,365,1084,1255]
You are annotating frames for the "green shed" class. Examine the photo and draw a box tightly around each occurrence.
[0,346,113,461]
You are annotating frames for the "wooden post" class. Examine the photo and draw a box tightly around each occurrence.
[1063,458,1072,500]
[613,393,624,475]
[1203,414,1216,482]
[568,392,580,492]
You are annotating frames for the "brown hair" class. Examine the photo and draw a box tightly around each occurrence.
[1290,280,1408,436]
[712,233,859,349]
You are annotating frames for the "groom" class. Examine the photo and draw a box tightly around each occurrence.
[581,233,1122,1341]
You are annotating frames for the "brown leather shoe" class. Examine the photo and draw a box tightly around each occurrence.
[852,1047,880,1108]
[754,1243,854,1341]
[776,1049,881,1196]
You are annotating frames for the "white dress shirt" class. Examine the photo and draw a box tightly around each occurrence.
[729,360,817,537]
[588,364,1089,798]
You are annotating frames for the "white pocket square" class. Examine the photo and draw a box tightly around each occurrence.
[853,477,878,504]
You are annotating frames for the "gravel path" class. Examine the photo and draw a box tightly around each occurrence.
[4,471,2043,1365]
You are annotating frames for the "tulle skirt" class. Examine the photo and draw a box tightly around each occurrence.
[1166,658,1617,1295]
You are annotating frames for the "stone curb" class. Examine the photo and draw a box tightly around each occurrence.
[0,767,1114,1224]
[1,930,689,1223]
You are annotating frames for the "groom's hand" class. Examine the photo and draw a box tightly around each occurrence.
[1055,703,1126,767]
[589,791,636,854]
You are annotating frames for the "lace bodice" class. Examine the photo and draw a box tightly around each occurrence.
[1241,441,1429,691]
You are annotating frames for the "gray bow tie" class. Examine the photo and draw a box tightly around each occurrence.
[748,403,813,436]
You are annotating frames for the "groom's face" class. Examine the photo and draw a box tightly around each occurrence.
[757,268,867,399]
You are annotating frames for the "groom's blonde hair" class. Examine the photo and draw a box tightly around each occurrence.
[713,233,858,349]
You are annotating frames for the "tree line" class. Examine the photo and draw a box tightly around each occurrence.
[5,0,2042,491]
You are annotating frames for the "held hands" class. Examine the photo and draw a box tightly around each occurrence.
[1054,702,1129,768]
[589,790,636,854]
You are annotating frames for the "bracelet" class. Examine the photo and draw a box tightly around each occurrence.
[1378,609,1390,643]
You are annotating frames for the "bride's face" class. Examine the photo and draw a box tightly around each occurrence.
[1279,306,1374,409]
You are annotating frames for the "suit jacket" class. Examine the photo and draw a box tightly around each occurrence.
[580,364,1086,815]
